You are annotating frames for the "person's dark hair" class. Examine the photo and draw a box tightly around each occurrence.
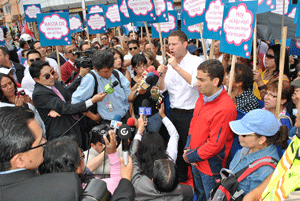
[39,136,80,174]
[188,39,197,45]
[29,60,50,79]
[137,131,170,179]
[91,42,101,50]
[128,40,139,47]
[31,40,40,50]
[128,31,137,37]
[198,59,224,87]
[19,39,28,49]
[132,53,147,68]
[143,51,160,69]
[256,125,289,149]
[169,30,188,43]
[108,48,124,68]
[81,42,90,51]
[92,50,114,70]
[268,44,290,78]
[145,41,158,48]
[27,49,41,59]
[0,73,18,103]
[111,37,119,43]
[153,159,178,192]
[265,80,293,107]
[101,33,109,38]
[226,64,253,91]
[21,49,29,58]
[0,107,35,171]
[0,46,9,56]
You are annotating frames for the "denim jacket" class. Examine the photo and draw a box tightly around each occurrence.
[229,145,279,195]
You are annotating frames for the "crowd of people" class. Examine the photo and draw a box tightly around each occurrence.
[0,27,300,201]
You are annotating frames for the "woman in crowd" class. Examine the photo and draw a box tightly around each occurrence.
[229,109,289,196]
[128,53,162,132]
[143,50,161,69]
[253,44,290,100]
[224,63,260,113]
[108,48,131,83]
[130,107,193,200]
[39,132,121,194]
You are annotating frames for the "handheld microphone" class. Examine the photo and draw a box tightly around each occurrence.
[118,124,131,166]
[152,74,160,87]
[157,94,165,109]
[141,99,150,122]
[159,56,170,77]
[110,114,122,134]
[104,81,119,94]
[127,117,136,133]
[140,76,153,90]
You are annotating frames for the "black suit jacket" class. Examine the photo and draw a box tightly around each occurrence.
[49,50,67,66]
[12,61,25,83]
[0,169,82,201]
[32,78,85,146]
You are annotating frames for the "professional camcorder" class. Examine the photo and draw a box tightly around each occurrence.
[73,47,98,69]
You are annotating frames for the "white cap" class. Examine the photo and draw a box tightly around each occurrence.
[91,38,99,44]
[0,67,15,75]
[20,34,31,41]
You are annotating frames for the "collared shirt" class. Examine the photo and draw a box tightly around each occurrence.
[10,61,19,83]
[124,53,134,78]
[203,86,223,104]
[164,52,204,110]
[235,89,260,113]
[59,52,68,61]
[71,69,131,120]
[0,168,25,175]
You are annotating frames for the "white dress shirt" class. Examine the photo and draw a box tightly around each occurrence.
[164,52,204,110]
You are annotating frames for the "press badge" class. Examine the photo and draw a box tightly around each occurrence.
[106,102,113,111]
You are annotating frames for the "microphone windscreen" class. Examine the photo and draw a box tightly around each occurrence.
[141,99,150,107]
[145,76,153,85]
[111,81,119,88]
[113,114,122,121]
[127,117,135,127]
[152,75,159,86]
[146,72,155,78]
[146,66,155,72]
[118,124,131,140]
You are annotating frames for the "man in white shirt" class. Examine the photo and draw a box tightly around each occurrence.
[158,30,204,182]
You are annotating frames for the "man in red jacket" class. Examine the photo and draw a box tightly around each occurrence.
[183,59,237,201]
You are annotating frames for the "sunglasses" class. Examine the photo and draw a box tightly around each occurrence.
[101,37,108,40]
[29,58,41,63]
[44,70,55,80]
[79,148,85,160]
[129,47,138,51]
[266,54,275,59]
[68,49,77,54]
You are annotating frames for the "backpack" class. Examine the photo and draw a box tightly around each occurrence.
[209,156,278,201]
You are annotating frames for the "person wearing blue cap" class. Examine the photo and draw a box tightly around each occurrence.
[229,109,289,196]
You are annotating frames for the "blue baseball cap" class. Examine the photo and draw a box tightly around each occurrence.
[187,45,199,54]
[229,109,281,137]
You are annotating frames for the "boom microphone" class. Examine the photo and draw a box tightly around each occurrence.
[118,124,132,166]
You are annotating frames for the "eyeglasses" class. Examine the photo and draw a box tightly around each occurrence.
[266,54,275,59]
[265,91,277,98]
[101,37,108,40]
[129,46,138,51]
[44,70,55,80]
[68,49,77,54]
[79,148,85,160]
[28,58,41,63]
[25,137,47,152]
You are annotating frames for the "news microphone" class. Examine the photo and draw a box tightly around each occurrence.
[159,56,170,77]
[118,124,131,166]
[104,81,119,94]
[110,114,122,134]
[127,117,136,133]
[140,76,153,90]
[157,94,165,109]
[152,74,159,86]
[141,99,150,122]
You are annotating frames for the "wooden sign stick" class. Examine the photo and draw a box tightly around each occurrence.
[210,39,215,60]
[157,23,165,64]
[199,23,207,60]
[144,21,153,53]
[228,55,237,96]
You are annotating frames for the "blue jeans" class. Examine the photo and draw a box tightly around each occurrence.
[135,112,162,133]
[192,166,220,201]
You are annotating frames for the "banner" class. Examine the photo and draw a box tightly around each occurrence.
[23,4,41,22]
[153,0,169,22]
[103,4,122,28]
[37,12,71,46]
[286,4,296,18]
[181,0,206,26]
[86,13,107,34]
[181,19,201,39]
[117,0,131,25]
[87,4,104,13]
[123,23,139,35]
[271,0,289,15]
[126,0,157,22]
[167,0,175,10]
[220,1,257,58]
[151,10,177,38]
[69,15,84,34]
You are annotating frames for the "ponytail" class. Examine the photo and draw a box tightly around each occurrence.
[265,125,289,149]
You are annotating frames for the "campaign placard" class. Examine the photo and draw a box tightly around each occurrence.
[103,4,122,28]
[23,4,42,22]
[126,0,157,22]
[152,10,177,38]
[153,0,169,22]
[123,23,139,35]
[37,13,71,47]
[86,13,107,34]
[289,38,300,56]
[203,0,225,40]
[181,19,202,39]
[182,0,207,26]
[167,0,175,10]
[0,27,5,46]
[220,1,257,59]
[87,4,104,13]
[117,0,131,25]
[294,1,300,24]
[286,4,296,18]
[69,15,84,34]
[271,0,289,15]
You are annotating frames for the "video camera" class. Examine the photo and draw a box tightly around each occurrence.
[73,47,98,69]
[89,124,111,145]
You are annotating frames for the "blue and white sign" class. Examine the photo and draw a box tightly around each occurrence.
[37,12,71,46]
[117,0,131,25]
[167,0,175,10]
[181,19,201,39]
[181,0,206,26]
[123,23,139,35]
[103,4,122,28]
[23,4,41,22]
[152,10,177,38]
[0,27,6,46]
[126,0,157,22]
[139,107,152,115]
[286,4,296,18]
[86,13,107,34]
[87,4,104,13]
[289,39,300,56]
[69,15,84,34]
[153,0,169,22]
[220,1,257,58]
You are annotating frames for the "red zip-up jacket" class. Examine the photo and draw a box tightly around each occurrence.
[185,88,237,176]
